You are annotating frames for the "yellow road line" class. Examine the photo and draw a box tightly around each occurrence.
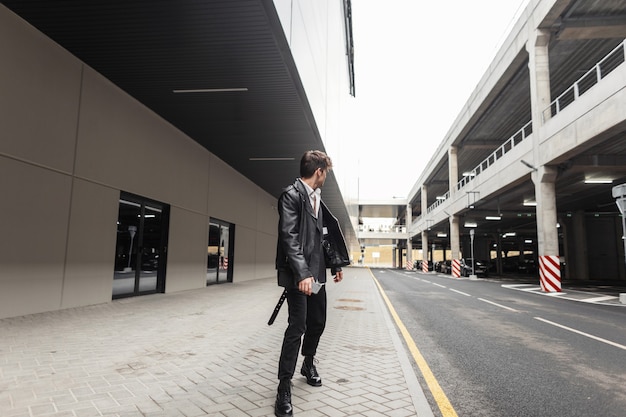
[370,269,459,417]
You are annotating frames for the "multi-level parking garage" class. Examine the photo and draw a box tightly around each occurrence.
[390,0,626,290]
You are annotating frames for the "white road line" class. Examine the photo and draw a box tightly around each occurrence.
[581,296,618,303]
[432,283,447,289]
[502,283,625,306]
[534,317,626,351]
[502,284,542,292]
[478,298,519,312]
[450,289,472,297]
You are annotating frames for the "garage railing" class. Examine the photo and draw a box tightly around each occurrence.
[543,38,626,121]
[455,120,533,193]
[425,120,532,215]
[426,191,450,213]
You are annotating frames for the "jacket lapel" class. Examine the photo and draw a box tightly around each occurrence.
[316,205,324,231]
[294,179,315,218]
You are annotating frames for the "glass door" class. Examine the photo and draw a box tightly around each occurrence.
[113,193,169,298]
[207,219,234,285]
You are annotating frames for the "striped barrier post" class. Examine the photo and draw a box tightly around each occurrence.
[452,259,461,278]
[406,260,413,270]
[539,255,561,292]
[422,261,429,273]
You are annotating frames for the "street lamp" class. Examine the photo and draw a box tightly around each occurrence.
[125,225,137,272]
[613,183,626,269]
[469,229,477,280]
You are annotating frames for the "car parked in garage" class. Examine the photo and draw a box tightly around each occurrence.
[460,258,489,277]
[439,260,452,274]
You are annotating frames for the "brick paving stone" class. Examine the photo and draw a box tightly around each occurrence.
[200,401,237,414]
[28,402,57,416]
[73,405,104,417]
[3,410,30,417]
[172,400,206,417]
[387,409,418,417]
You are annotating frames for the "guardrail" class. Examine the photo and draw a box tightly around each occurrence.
[358,225,407,234]
[418,119,532,228]
[427,191,450,213]
[456,120,532,192]
[543,39,626,121]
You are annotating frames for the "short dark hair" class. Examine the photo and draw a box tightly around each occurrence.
[300,150,332,178]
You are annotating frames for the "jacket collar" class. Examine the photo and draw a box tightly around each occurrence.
[293,178,309,197]
[293,179,322,224]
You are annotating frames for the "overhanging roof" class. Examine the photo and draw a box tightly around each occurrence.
[1,0,355,243]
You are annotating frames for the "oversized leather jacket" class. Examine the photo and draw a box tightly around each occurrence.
[276,179,349,288]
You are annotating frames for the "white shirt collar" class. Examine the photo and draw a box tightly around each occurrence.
[300,179,321,217]
[299,179,321,197]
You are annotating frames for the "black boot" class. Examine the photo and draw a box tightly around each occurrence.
[275,379,293,417]
[300,356,322,387]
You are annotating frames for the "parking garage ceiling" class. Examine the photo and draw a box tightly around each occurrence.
[405,0,626,244]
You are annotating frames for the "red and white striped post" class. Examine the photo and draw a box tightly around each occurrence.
[406,260,413,270]
[422,260,429,273]
[539,255,561,292]
[452,259,461,278]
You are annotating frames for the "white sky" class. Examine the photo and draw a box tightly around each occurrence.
[348,0,529,200]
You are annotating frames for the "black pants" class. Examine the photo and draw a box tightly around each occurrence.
[277,285,327,381]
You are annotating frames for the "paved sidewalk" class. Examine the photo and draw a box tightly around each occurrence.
[0,267,433,417]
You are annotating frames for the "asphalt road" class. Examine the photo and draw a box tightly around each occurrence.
[371,268,626,417]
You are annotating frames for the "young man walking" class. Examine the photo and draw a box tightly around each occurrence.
[274,150,349,417]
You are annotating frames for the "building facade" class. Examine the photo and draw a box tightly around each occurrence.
[0,1,355,319]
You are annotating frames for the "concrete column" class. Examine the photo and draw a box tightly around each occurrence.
[449,215,460,260]
[528,29,560,291]
[420,185,429,270]
[449,146,459,197]
[533,165,561,291]
[534,166,558,255]
[406,203,412,269]
[422,230,429,271]
[527,29,551,128]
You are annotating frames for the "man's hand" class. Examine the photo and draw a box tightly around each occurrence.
[334,270,343,283]
[299,277,315,295]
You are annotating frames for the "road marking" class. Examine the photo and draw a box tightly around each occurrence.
[503,284,624,305]
[371,274,459,417]
[581,295,618,303]
[502,284,542,292]
[450,289,471,297]
[433,283,447,289]
[534,317,626,351]
[478,298,519,312]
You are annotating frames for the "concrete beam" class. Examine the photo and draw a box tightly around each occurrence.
[556,16,626,40]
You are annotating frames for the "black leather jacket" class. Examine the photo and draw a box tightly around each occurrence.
[275,179,349,288]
